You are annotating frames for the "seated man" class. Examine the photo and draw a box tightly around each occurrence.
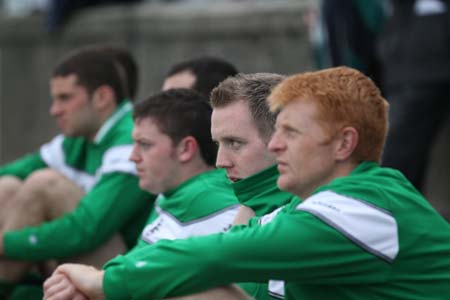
[0,46,153,298]
[45,67,450,300]
[210,73,294,300]
[88,44,140,101]
[125,88,240,257]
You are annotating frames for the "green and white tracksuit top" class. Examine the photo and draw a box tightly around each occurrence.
[1,101,154,261]
[232,165,295,300]
[103,168,240,299]
[102,161,450,300]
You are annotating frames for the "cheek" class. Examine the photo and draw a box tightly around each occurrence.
[277,172,295,191]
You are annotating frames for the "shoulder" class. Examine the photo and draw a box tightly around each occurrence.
[177,170,239,221]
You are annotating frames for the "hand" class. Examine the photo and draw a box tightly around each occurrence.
[44,264,105,300]
[43,273,87,300]
[233,206,256,225]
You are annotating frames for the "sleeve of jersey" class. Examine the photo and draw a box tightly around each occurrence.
[102,194,396,300]
[3,173,150,261]
[0,152,47,179]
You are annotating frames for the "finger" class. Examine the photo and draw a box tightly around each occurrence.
[44,273,64,291]
[45,276,75,300]
[45,282,76,300]
[44,274,67,295]
[54,263,76,275]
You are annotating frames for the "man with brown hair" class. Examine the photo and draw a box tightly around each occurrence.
[0,46,152,299]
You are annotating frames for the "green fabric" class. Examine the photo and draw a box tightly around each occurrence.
[3,101,155,261]
[9,285,43,300]
[103,162,450,300]
[232,165,294,217]
[0,153,46,180]
[104,168,239,300]
[0,271,43,300]
[353,0,385,33]
[232,165,295,300]
[0,280,14,299]
[154,168,237,222]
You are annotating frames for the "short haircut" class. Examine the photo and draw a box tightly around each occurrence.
[166,56,238,97]
[91,45,139,100]
[133,89,216,166]
[52,46,126,104]
[268,66,389,163]
[210,73,286,142]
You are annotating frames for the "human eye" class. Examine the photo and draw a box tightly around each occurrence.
[137,141,152,150]
[57,93,73,102]
[224,139,243,150]
[283,126,299,139]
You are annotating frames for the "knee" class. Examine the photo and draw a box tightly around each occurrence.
[0,176,22,198]
[22,169,66,197]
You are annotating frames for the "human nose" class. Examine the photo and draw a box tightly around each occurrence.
[129,144,141,163]
[49,100,62,117]
[215,146,233,169]
[268,130,285,153]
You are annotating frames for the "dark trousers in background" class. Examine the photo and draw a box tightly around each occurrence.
[382,83,450,192]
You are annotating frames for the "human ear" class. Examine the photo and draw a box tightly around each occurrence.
[335,126,358,161]
[177,136,198,163]
[92,85,115,110]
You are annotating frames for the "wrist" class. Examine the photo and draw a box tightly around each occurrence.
[93,270,106,300]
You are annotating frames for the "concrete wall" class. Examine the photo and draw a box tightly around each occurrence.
[0,0,449,219]
[0,1,312,162]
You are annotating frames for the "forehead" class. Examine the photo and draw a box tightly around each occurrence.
[277,100,319,128]
[162,70,196,91]
[50,74,81,91]
[211,100,260,138]
[132,117,166,138]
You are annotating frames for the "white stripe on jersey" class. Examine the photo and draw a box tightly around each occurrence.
[141,204,240,244]
[258,206,287,299]
[297,190,399,262]
[40,135,137,192]
[40,135,97,192]
[258,206,285,226]
[101,145,137,175]
[268,280,285,299]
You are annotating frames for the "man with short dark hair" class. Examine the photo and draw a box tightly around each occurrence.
[88,44,139,101]
[127,89,239,257]
[0,46,152,299]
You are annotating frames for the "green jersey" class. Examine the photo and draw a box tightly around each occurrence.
[127,168,240,255]
[103,162,450,300]
[233,165,294,217]
[2,101,154,261]
[232,165,295,300]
